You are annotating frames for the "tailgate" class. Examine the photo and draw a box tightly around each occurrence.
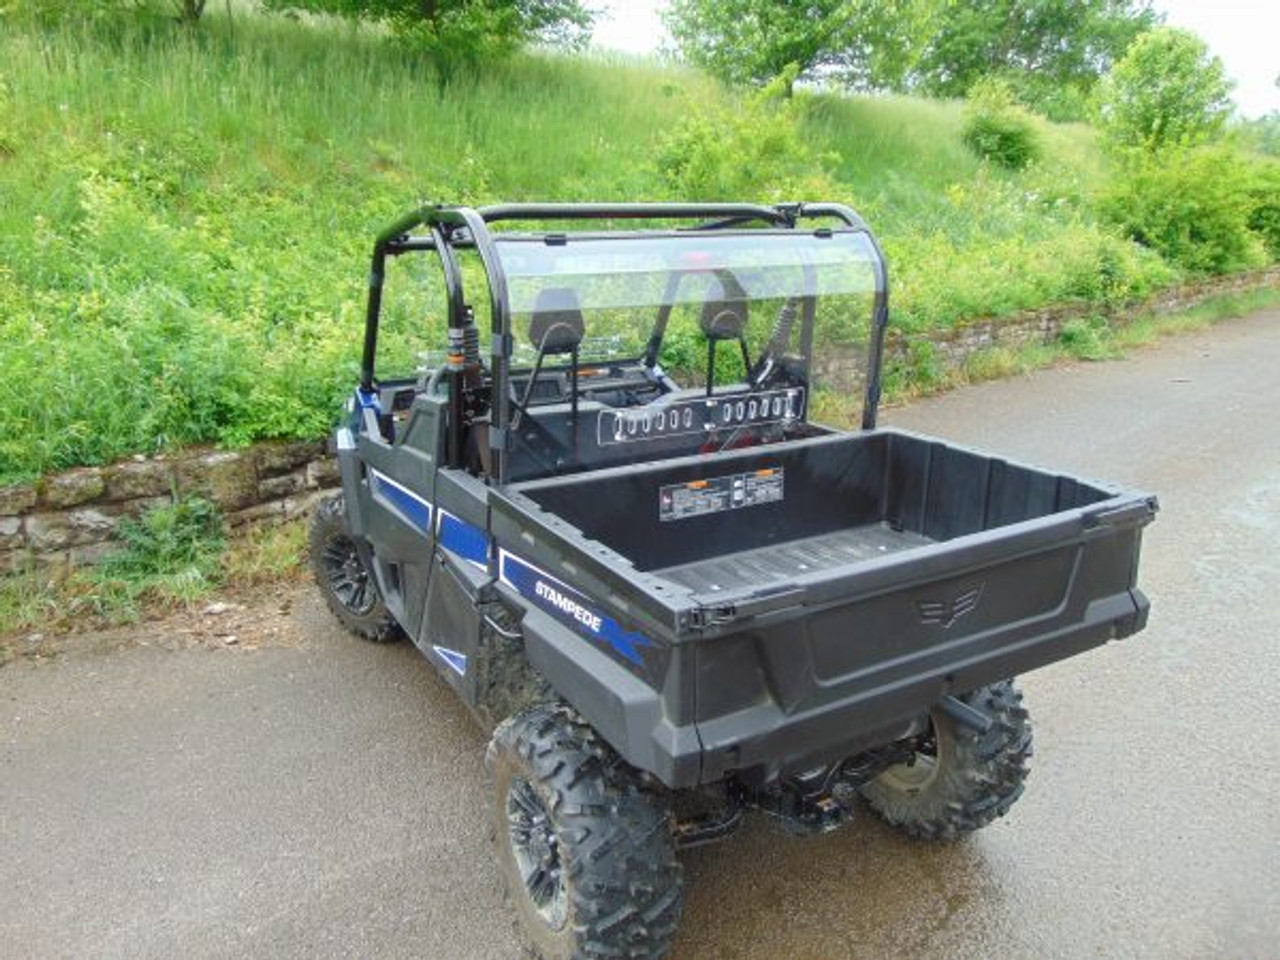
[687,495,1156,784]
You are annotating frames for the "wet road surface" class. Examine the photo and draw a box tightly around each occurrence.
[3,311,1279,959]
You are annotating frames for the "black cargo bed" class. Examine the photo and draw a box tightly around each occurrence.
[655,524,934,594]
[511,429,1117,587]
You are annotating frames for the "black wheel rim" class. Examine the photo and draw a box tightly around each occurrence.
[505,777,568,930]
[320,533,377,616]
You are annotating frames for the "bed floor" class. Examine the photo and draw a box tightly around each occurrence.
[653,523,934,595]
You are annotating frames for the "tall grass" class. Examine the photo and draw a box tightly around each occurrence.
[0,11,1181,483]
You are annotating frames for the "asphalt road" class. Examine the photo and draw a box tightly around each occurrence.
[4,311,1279,960]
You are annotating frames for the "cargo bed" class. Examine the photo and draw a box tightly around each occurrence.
[496,428,1156,786]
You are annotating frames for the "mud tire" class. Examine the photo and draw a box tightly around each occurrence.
[859,680,1032,840]
[308,495,401,643]
[486,703,683,960]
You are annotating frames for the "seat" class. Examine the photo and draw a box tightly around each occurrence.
[699,272,751,395]
[529,287,586,355]
[514,287,586,429]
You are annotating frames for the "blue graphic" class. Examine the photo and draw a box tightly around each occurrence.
[438,510,490,568]
[499,551,653,667]
[432,645,468,676]
[369,469,432,534]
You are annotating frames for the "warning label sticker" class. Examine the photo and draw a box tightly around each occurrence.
[658,468,785,522]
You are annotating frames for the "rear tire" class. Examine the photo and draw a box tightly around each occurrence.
[859,680,1032,840]
[486,703,683,960]
[308,495,401,643]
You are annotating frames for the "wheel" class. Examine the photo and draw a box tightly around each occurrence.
[486,703,683,960]
[308,495,401,643]
[858,679,1032,840]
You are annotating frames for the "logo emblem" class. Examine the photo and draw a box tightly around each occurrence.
[918,584,984,629]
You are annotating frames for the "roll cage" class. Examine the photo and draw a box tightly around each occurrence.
[359,203,890,485]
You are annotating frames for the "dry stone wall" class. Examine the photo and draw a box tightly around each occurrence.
[813,267,1280,396]
[0,441,340,573]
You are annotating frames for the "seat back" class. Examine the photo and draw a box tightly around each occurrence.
[528,287,586,355]
[699,270,749,342]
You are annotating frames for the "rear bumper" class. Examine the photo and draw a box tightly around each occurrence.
[694,587,1146,786]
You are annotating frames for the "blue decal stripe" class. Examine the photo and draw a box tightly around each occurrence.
[499,550,652,666]
[438,509,490,569]
[432,645,468,676]
[369,469,432,534]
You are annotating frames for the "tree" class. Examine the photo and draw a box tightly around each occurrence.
[912,0,1158,118]
[1093,26,1234,153]
[262,0,594,57]
[664,0,938,94]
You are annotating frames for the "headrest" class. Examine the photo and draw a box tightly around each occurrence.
[699,271,748,341]
[528,287,585,355]
[700,301,747,341]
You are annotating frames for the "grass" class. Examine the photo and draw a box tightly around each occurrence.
[0,508,308,643]
[0,9,1266,485]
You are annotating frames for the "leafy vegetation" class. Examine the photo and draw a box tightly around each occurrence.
[1099,146,1267,274]
[0,511,308,641]
[0,9,1273,487]
[663,0,935,94]
[98,495,225,583]
[911,0,1158,120]
[1094,27,1234,153]
[666,0,1158,120]
[261,0,593,60]
[961,78,1043,170]
[654,67,839,199]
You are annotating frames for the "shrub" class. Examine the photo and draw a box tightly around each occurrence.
[961,78,1041,171]
[100,495,226,581]
[1246,158,1280,260]
[1094,27,1234,154]
[1057,315,1114,360]
[1099,146,1267,275]
[654,66,840,200]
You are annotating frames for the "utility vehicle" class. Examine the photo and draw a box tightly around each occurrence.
[309,202,1156,960]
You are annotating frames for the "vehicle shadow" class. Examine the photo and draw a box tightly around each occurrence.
[670,813,1003,960]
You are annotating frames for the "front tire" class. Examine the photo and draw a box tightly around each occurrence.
[859,679,1032,840]
[308,495,401,643]
[486,703,683,960]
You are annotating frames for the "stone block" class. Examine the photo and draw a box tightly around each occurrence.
[42,467,105,509]
[0,516,22,551]
[177,451,258,512]
[255,440,324,478]
[105,460,174,501]
[25,509,119,550]
[0,483,37,517]
[283,490,330,519]
[227,500,286,528]
[259,471,305,501]
[305,457,341,489]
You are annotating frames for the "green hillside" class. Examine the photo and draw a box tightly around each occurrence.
[0,12,1191,482]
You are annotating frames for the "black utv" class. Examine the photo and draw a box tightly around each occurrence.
[309,202,1156,960]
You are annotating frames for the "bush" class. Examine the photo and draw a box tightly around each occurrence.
[1246,158,1280,260]
[1099,146,1267,275]
[654,67,839,200]
[100,494,226,581]
[1094,27,1234,154]
[961,78,1041,171]
[1057,315,1114,360]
